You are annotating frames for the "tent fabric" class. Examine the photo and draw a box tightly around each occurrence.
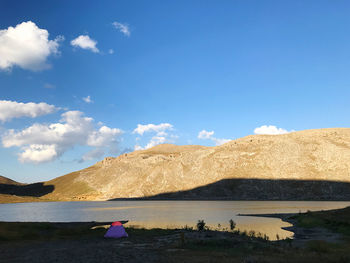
[111,221,122,226]
[104,221,128,238]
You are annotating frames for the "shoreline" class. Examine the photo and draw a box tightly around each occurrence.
[3,197,350,204]
[1,207,350,262]
[238,212,344,245]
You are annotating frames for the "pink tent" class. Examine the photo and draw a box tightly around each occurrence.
[104,221,128,238]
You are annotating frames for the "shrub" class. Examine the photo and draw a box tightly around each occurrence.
[248,230,256,238]
[182,225,193,231]
[197,220,206,231]
[229,219,236,231]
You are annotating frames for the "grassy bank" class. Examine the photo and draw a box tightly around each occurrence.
[291,206,350,237]
[0,194,55,204]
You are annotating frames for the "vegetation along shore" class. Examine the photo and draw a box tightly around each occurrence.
[1,206,350,262]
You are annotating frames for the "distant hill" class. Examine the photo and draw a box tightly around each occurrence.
[38,128,350,201]
[0,176,53,204]
[0,176,21,185]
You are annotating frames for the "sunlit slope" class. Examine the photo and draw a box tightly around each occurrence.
[43,128,350,200]
[0,176,21,185]
[0,176,51,203]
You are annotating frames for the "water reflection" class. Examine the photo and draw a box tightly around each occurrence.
[1,201,350,240]
[129,216,292,240]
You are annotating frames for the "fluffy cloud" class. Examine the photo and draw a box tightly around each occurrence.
[71,35,99,53]
[198,130,230,146]
[0,100,57,122]
[144,136,167,149]
[87,126,122,147]
[112,22,130,36]
[83,95,93,103]
[19,144,58,163]
[134,135,168,151]
[133,123,175,150]
[133,123,173,136]
[0,21,63,71]
[2,111,123,163]
[198,130,214,140]
[254,125,291,135]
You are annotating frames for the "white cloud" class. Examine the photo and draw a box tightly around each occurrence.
[133,123,173,136]
[83,95,93,103]
[112,22,130,36]
[145,136,167,149]
[108,49,114,54]
[198,130,214,140]
[197,129,230,146]
[19,144,58,163]
[0,21,63,71]
[0,100,57,122]
[133,123,176,150]
[2,111,123,163]
[134,136,167,151]
[254,125,291,135]
[71,35,99,53]
[87,126,122,147]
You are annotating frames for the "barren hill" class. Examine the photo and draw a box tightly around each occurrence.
[0,176,21,185]
[41,128,350,201]
[0,176,54,203]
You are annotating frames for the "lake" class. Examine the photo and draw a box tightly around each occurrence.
[1,201,350,240]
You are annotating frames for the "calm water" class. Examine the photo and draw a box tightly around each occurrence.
[1,201,350,240]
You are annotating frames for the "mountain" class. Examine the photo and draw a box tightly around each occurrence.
[0,176,21,185]
[40,128,350,201]
[0,176,53,203]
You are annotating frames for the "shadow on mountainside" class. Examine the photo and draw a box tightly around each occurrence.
[109,178,350,201]
[0,183,54,197]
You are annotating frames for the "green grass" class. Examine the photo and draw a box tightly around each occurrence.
[0,222,183,242]
[293,207,350,236]
[0,222,106,241]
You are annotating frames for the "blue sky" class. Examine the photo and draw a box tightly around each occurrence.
[1,0,350,183]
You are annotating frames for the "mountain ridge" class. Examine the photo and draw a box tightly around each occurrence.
[0,176,21,185]
[38,128,350,201]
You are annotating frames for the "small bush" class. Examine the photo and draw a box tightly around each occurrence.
[197,220,206,231]
[256,232,263,239]
[229,219,236,231]
[182,225,193,231]
[248,230,256,238]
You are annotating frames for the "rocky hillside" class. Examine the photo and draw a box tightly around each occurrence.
[41,128,350,201]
